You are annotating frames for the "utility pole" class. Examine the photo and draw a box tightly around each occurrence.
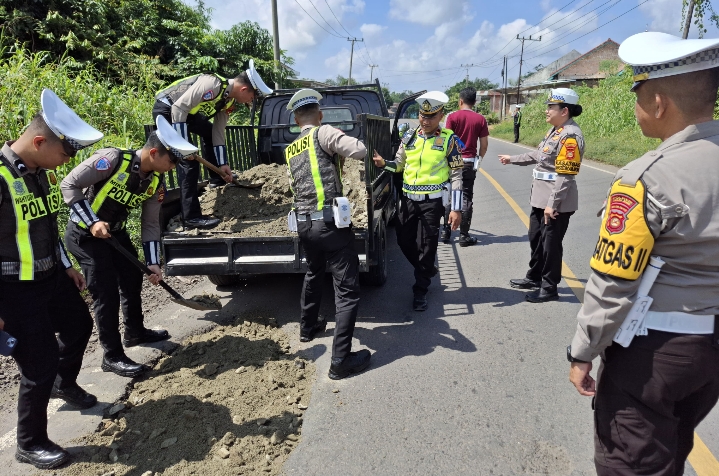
[369,64,378,82]
[460,64,477,86]
[516,34,541,105]
[347,38,364,85]
[683,0,696,39]
[270,0,281,90]
[501,55,507,121]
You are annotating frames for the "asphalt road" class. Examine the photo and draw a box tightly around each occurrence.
[0,137,717,475]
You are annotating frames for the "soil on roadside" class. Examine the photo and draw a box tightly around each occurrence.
[166,160,368,237]
[46,312,315,476]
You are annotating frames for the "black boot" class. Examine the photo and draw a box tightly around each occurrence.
[509,278,541,289]
[102,355,145,378]
[51,383,97,409]
[123,328,170,347]
[440,226,451,244]
[525,287,559,303]
[300,319,327,342]
[15,441,70,469]
[413,294,428,312]
[328,349,371,380]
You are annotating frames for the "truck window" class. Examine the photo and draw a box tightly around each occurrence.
[289,107,354,133]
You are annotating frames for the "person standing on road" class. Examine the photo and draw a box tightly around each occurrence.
[0,89,103,470]
[374,91,464,311]
[512,105,522,143]
[61,116,198,378]
[498,88,584,303]
[152,60,272,229]
[285,89,377,380]
[441,87,489,246]
[568,32,719,476]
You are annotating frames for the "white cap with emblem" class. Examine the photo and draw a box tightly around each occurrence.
[155,116,198,161]
[246,59,273,96]
[619,32,719,91]
[40,88,103,153]
[546,88,579,105]
[416,91,449,115]
[286,88,323,111]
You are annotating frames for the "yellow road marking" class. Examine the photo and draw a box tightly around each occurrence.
[479,166,719,474]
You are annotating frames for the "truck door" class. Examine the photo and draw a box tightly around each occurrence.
[391,91,426,158]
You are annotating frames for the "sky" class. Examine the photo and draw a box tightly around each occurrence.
[190,0,719,92]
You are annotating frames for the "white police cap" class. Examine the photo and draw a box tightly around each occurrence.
[40,89,103,153]
[546,88,579,105]
[619,32,719,91]
[246,59,273,96]
[155,116,198,161]
[416,91,449,115]
[286,89,323,111]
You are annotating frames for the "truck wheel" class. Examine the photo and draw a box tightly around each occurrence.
[361,220,387,286]
[208,274,240,286]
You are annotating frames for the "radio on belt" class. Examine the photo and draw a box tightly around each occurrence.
[332,197,352,228]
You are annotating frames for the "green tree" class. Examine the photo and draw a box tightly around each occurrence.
[444,78,498,96]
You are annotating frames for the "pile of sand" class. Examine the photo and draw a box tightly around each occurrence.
[168,161,368,237]
[60,315,314,476]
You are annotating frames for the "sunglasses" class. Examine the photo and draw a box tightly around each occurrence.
[61,140,77,158]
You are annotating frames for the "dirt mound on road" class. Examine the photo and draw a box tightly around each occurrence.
[58,314,315,476]
[167,161,368,237]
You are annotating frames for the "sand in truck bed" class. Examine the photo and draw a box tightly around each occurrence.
[168,162,369,237]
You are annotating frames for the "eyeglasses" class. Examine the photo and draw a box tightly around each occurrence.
[61,140,77,158]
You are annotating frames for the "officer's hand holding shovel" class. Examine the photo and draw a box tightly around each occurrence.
[219,164,233,183]
[147,264,163,286]
[90,221,112,239]
[372,150,385,168]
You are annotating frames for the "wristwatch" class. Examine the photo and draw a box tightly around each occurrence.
[567,345,589,363]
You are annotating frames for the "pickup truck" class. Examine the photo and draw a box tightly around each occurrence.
[151,81,424,287]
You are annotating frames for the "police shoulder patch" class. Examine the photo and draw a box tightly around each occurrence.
[555,137,581,175]
[94,157,112,171]
[590,178,654,280]
[157,183,166,203]
[202,89,215,101]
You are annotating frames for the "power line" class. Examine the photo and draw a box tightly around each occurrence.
[306,0,344,37]
[292,0,344,38]
[323,0,354,37]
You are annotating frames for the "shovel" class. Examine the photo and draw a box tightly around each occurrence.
[104,235,222,312]
[190,154,263,189]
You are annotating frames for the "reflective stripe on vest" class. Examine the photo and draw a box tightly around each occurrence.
[285,127,330,212]
[0,165,62,280]
[78,152,160,229]
[402,130,451,194]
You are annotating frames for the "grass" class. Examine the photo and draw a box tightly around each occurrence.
[491,70,660,168]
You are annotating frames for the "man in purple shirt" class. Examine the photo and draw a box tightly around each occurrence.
[442,87,489,246]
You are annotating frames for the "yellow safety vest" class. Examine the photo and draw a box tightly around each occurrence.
[78,152,160,229]
[402,128,456,194]
[0,164,62,280]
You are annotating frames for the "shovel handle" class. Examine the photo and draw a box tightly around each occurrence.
[104,235,184,301]
[191,154,234,183]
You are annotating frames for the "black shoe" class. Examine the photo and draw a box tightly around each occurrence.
[440,227,451,244]
[459,234,477,247]
[50,383,97,409]
[184,216,220,229]
[123,328,170,347]
[509,278,541,289]
[101,356,145,378]
[300,319,327,342]
[525,288,559,303]
[15,441,70,469]
[413,294,428,312]
[328,349,371,380]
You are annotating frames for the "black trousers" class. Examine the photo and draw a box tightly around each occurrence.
[444,165,476,234]
[526,207,573,290]
[65,226,145,360]
[514,124,521,142]
[396,196,444,296]
[0,267,92,449]
[152,101,223,221]
[594,332,719,476]
[297,219,360,359]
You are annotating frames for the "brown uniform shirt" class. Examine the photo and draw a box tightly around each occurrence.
[167,75,233,147]
[508,118,585,212]
[61,148,163,243]
[571,121,719,361]
[300,124,368,159]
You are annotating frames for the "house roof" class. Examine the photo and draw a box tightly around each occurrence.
[550,39,620,79]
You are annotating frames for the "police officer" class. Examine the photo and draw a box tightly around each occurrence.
[0,89,103,469]
[152,60,272,228]
[568,32,719,476]
[513,105,522,143]
[499,88,585,303]
[374,91,464,311]
[62,116,198,378]
[285,89,375,380]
